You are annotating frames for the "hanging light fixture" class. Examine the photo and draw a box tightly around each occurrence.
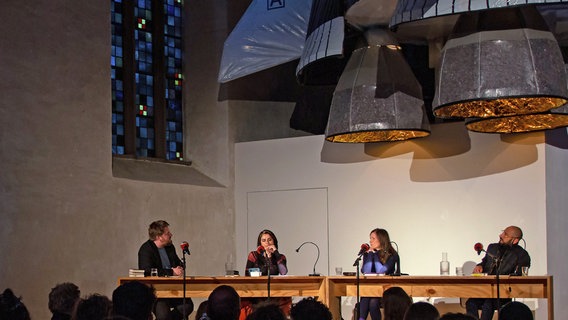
[325,28,430,142]
[464,105,568,133]
[432,6,568,120]
[465,64,568,133]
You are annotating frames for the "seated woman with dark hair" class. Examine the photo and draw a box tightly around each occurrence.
[359,228,400,320]
[241,229,291,320]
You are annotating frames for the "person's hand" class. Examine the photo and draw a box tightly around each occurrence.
[265,245,277,257]
[472,265,483,274]
[172,266,184,277]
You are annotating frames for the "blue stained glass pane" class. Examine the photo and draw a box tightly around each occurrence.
[113,0,183,159]
[117,146,124,154]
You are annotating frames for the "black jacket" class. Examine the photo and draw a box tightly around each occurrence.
[138,239,183,276]
[479,243,530,275]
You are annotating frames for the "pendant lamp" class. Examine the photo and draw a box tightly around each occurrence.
[432,6,568,119]
[325,28,430,142]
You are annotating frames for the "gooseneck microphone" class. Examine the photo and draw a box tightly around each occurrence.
[256,245,265,254]
[295,241,320,276]
[180,241,191,255]
[390,241,402,276]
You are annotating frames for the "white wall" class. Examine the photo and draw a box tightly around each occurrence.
[235,122,548,317]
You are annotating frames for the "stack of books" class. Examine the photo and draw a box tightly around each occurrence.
[129,269,145,277]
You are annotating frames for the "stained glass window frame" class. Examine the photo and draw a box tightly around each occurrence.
[112,0,185,161]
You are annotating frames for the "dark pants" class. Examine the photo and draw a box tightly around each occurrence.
[466,298,511,320]
[154,298,194,320]
[358,297,381,320]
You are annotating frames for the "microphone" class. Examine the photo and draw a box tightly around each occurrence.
[390,241,401,276]
[295,241,320,276]
[474,242,484,255]
[256,245,265,254]
[180,241,191,255]
[358,243,370,256]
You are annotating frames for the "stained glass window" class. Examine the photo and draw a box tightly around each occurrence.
[112,0,184,161]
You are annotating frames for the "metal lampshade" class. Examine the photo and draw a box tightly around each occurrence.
[432,6,568,119]
[325,29,430,143]
[464,106,568,133]
[465,64,568,133]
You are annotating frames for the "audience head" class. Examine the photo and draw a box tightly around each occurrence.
[290,297,332,320]
[383,287,412,320]
[439,313,476,320]
[0,288,31,320]
[112,281,156,320]
[403,301,440,320]
[195,300,209,320]
[207,285,240,320]
[499,301,533,320]
[246,301,285,320]
[49,282,81,318]
[71,294,112,320]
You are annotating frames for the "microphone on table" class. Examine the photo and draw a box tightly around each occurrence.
[295,241,321,276]
[390,241,402,276]
[180,241,191,255]
[358,243,370,256]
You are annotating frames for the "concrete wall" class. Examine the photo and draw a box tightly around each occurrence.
[235,124,551,318]
[545,128,568,319]
[0,1,296,319]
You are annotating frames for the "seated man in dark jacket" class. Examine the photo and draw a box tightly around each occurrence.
[466,226,530,320]
[138,220,194,320]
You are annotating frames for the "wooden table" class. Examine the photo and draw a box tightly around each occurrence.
[326,275,554,320]
[118,275,327,300]
[118,275,553,319]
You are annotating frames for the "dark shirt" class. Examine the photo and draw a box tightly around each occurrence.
[138,239,183,277]
[361,251,398,275]
[245,251,287,276]
[478,243,530,275]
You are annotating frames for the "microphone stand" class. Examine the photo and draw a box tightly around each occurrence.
[494,246,510,319]
[295,241,321,276]
[265,253,271,301]
[181,252,188,320]
[353,253,363,320]
[484,246,505,319]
